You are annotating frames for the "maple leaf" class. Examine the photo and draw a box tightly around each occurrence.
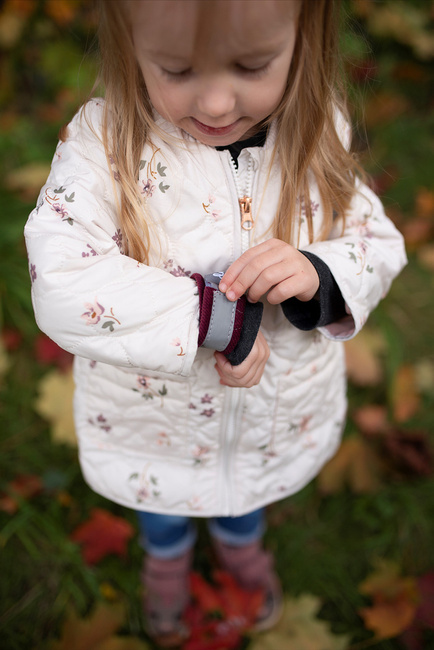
[248,595,349,650]
[184,570,263,650]
[47,601,151,650]
[71,508,135,565]
[359,560,419,640]
[33,367,77,446]
[317,436,382,495]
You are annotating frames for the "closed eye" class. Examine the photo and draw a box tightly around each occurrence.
[235,61,272,78]
[160,67,192,81]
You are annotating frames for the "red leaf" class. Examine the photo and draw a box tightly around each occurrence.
[70,508,135,565]
[34,334,73,370]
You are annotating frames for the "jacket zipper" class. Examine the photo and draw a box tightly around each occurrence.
[219,152,255,514]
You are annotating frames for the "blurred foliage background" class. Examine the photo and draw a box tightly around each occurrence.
[0,1,433,649]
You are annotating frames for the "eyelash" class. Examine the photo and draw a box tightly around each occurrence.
[161,61,272,81]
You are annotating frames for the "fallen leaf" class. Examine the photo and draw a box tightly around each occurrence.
[391,365,421,422]
[34,334,73,370]
[359,560,419,640]
[344,328,385,386]
[34,367,77,446]
[317,436,382,494]
[71,508,135,565]
[249,595,349,650]
[185,570,263,650]
[401,573,434,649]
[47,601,151,650]
[401,218,433,250]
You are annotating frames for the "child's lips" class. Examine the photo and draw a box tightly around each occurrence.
[191,118,241,136]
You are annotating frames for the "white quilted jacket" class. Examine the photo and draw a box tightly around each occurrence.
[25,100,407,516]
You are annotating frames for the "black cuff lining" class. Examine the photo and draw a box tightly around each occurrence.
[225,301,263,366]
[280,251,347,331]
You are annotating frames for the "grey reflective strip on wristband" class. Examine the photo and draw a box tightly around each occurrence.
[202,290,237,352]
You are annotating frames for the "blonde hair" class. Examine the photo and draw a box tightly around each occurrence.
[93,0,361,262]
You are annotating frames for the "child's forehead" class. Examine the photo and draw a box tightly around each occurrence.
[129,0,300,60]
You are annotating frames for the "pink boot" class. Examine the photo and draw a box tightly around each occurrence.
[213,538,283,631]
[142,550,192,647]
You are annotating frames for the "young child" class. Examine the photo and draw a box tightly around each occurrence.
[25,0,407,646]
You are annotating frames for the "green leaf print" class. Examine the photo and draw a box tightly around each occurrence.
[54,186,66,193]
[348,252,357,263]
[157,162,167,177]
[139,160,147,170]
[65,192,75,202]
[367,265,374,273]
[129,473,139,480]
[150,475,158,486]
[159,182,170,193]
[102,320,115,331]
[158,385,168,397]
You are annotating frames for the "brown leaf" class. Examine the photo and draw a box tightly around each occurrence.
[344,329,385,386]
[391,365,421,422]
[318,436,382,495]
[401,218,433,249]
[359,561,419,640]
[417,245,434,271]
[415,188,434,219]
[71,508,135,565]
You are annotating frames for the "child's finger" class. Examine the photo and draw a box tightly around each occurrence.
[219,240,279,297]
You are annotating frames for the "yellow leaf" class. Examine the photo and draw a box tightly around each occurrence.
[47,602,151,650]
[318,437,382,495]
[249,596,349,650]
[344,328,385,386]
[359,560,419,639]
[34,368,77,446]
[391,365,421,423]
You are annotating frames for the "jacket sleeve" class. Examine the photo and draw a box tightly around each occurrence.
[302,179,407,340]
[24,103,200,378]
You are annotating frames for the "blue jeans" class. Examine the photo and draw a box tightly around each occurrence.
[137,509,265,559]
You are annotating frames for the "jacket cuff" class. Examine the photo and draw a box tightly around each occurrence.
[192,273,263,366]
[280,251,347,330]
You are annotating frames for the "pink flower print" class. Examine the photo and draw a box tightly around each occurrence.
[157,432,171,446]
[200,408,215,418]
[170,266,191,278]
[137,486,149,501]
[201,394,213,404]
[137,375,152,390]
[171,338,186,357]
[141,178,156,198]
[52,203,69,219]
[30,264,37,283]
[192,445,210,465]
[359,241,368,255]
[188,402,197,410]
[81,298,105,325]
[202,194,221,219]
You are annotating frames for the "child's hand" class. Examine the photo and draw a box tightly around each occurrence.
[214,331,269,388]
[219,239,320,304]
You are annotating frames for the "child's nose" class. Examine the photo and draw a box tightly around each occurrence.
[196,78,236,119]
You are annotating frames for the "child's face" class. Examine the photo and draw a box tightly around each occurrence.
[129,0,301,145]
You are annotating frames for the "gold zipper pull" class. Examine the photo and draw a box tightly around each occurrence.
[239,196,253,231]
